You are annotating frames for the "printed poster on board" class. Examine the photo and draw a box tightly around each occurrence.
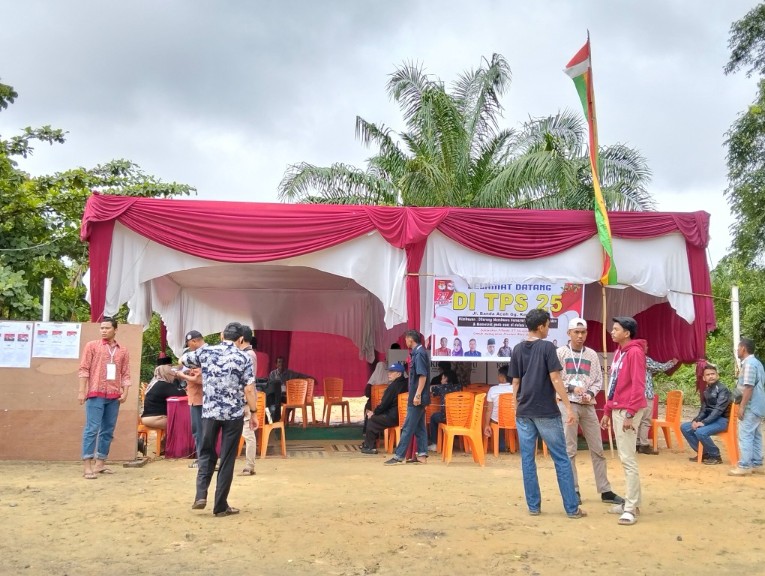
[0,321,34,368]
[32,322,82,359]
[430,277,585,362]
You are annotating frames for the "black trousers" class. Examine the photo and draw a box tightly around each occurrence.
[195,417,243,514]
[365,413,398,448]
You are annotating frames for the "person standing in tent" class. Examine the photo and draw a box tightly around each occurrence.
[174,330,206,468]
[384,330,430,465]
[600,317,647,526]
[509,309,585,519]
[238,326,259,477]
[77,317,132,479]
[636,346,678,455]
[183,322,258,517]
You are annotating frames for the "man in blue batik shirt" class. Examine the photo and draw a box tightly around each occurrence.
[182,322,258,517]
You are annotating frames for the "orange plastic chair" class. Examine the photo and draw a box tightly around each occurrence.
[370,384,388,412]
[323,377,351,426]
[282,378,309,428]
[239,391,286,458]
[368,383,390,450]
[652,389,684,450]
[697,402,739,465]
[483,393,518,456]
[289,377,317,426]
[441,393,486,466]
[385,393,408,454]
[438,391,475,454]
[137,382,165,456]
[464,384,490,395]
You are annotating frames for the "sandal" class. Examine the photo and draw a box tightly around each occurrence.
[567,508,588,519]
[83,472,98,480]
[239,468,255,476]
[94,467,114,474]
[618,511,637,525]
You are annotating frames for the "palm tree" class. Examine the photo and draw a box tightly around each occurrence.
[278,54,653,210]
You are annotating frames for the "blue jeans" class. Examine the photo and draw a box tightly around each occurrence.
[680,418,728,458]
[516,415,579,515]
[190,405,203,458]
[394,405,428,460]
[738,410,765,469]
[81,397,121,460]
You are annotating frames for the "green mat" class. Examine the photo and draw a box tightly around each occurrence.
[280,424,364,441]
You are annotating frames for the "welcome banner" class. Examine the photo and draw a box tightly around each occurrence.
[430,277,585,362]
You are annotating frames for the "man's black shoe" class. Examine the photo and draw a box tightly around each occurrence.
[601,491,625,505]
[360,446,378,455]
[702,456,723,465]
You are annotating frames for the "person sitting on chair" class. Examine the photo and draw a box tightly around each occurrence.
[427,370,462,451]
[141,364,186,430]
[681,363,732,465]
[266,356,313,421]
[360,363,408,454]
[483,365,514,445]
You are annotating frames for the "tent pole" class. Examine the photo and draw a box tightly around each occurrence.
[732,285,740,376]
[601,284,614,457]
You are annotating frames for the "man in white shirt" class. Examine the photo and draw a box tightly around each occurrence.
[483,366,513,441]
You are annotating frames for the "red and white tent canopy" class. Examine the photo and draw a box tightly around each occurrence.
[82,194,714,363]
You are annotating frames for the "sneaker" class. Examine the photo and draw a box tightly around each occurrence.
[728,466,753,476]
[384,457,403,466]
[428,443,437,452]
[528,509,541,516]
[702,456,723,465]
[601,491,625,505]
[360,446,378,455]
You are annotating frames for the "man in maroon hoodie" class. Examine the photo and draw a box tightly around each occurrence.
[600,316,647,526]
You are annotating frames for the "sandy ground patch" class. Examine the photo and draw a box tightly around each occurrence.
[2,423,765,576]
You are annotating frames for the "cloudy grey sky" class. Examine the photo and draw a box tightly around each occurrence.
[1,1,757,266]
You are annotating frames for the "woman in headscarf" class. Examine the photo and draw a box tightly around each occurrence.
[452,337,464,356]
[141,364,186,429]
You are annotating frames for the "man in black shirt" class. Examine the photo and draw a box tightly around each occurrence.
[360,363,408,454]
[510,309,585,519]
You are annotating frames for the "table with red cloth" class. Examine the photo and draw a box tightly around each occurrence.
[166,397,195,459]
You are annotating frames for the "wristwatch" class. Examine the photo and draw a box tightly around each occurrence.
[625,411,634,419]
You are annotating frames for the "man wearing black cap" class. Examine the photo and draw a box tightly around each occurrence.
[182,322,258,517]
[601,316,647,526]
[360,362,408,454]
[174,330,206,467]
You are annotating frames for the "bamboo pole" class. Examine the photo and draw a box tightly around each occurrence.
[601,284,614,457]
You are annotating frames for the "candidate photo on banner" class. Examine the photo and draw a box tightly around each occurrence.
[430,277,584,362]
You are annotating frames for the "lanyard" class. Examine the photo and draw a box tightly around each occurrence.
[106,343,117,363]
[567,345,584,375]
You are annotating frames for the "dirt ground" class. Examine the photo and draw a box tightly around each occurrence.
[2,401,764,576]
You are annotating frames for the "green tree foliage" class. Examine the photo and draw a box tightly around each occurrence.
[725,3,765,263]
[279,54,653,210]
[0,79,195,321]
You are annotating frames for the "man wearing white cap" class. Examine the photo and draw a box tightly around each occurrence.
[557,318,624,506]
